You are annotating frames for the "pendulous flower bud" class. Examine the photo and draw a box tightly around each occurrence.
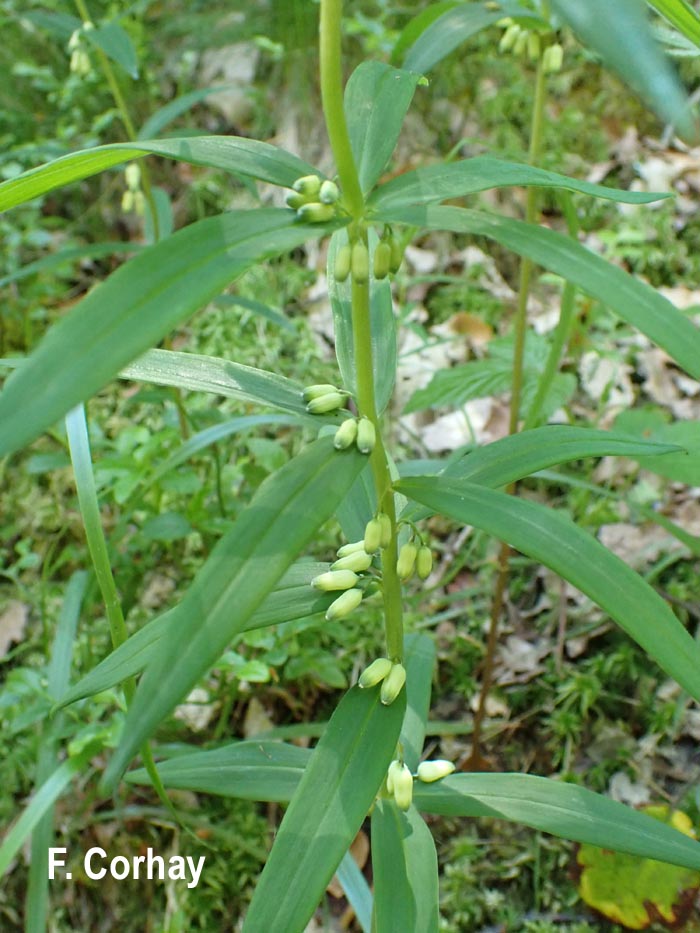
[306,391,346,414]
[396,543,418,580]
[311,570,359,591]
[336,539,366,558]
[334,418,358,450]
[542,42,563,74]
[388,236,404,274]
[358,657,393,689]
[292,174,322,197]
[363,518,382,554]
[325,587,363,621]
[416,759,456,783]
[386,759,403,795]
[380,662,406,705]
[319,180,340,204]
[285,191,307,210]
[416,546,433,580]
[351,241,369,284]
[393,764,414,811]
[303,383,339,402]
[356,417,376,454]
[373,240,392,280]
[527,31,540,61]
[332,550,373,573]
[334,244,352,282]
[378,512,392,548]
[297,201,336,223]
[499,23,521,53]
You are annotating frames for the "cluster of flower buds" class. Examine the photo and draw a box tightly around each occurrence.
[302,383,348,415]
[68,22,94,76]
[312,537,377,621]
[358,657,406,705]
[396,536,433,582]
[384,757,455,812]
[121,162,145,215]
[334,226,404,285]
[333,416,376,455]
[286,175,340,223]
[498,18,563,72]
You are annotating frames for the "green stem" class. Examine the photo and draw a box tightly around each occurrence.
[73,0,160,241]
[320,0,404,660]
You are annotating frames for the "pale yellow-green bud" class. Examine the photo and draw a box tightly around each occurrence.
[303,383,339,402]
[393,764,413,810]
[292,174,322,197]
[332,550,373,573]
[319,180,340,204]
[527,32,540,61]
[297,201,336,223]
[543,42,563,74]
[325,587,362,620]
[386,759,403,795]
[380,662,406,705]
[396,543,418,580]
[285,191,307,210]
[125,163,141,191]
[351,241,369,284]
[373,240,392,280]
[121,190,135,212]
[358,657,393,689]
[306,391,345,414]
[311,569,359,591]
[378,512,392,548]
[416,546,433,580]
[363,518,382,554]
[334,244,352,282]
[499,23,521,53]
[513,30,529,56]
[388,236,404,274]
[417,759,456,783]
[70,49,91,76]
[336,540,366,558]
[356,417,376,454]
[334,418,358,450]
[133,191,146,216]
[68,29,81,52]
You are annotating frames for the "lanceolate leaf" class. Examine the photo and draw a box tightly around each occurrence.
[414,773,700,870]
[370,157,669,213]
[401,633,436,772]
[87,22,139,79]
[550,0,696,140]
[0,210,339,458]
[402,1,544,73]
[125,741,311,802]
[378,204,700,383]
[647,0,700,48]
[344,61,424,194]
[103,438,365,787]
[336,851,373,933]
[57,562,337,708]
[242,686,406,933]
[371,802,439,933]
[137,87,245,139]
[397,476,700,702]
[0,241,142,290]
[0,137,320,211]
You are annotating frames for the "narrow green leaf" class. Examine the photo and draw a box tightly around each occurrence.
[138,87,245,139]
[126,740,310,801]
[0,210,337,458]
[103,438,365,787]
[0,242,141,290]
[403,1,545,73]
[414,773,700,870]
[57,561,338,708]
[344,61,424,194]
[336,850,373,933]
[0,137,321,212]
[120,349,325,421]
[87,22,139,79]
[378,204,700,383]
[401,634,436,772]
[327,228,397,415]
[647,0,700,48]
[372,802,439,933]
[242,686,406,933]
[370,156,669,213]
[550,0,696,140]
[218,294,295,332]
[397,476,700,702]
[392,2,459,63]
[0,745,98,878]
[614,409,700,486]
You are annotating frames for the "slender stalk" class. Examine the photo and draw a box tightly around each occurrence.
[73,0,160,241]
[320,0,404,660]
[467,49,549,768]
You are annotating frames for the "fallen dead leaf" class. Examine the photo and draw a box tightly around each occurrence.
[0,601,29,658]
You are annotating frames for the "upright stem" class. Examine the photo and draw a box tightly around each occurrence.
[467,51,548,768]
[320,0,404,660]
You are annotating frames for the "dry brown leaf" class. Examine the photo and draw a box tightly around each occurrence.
[0,601,29,658]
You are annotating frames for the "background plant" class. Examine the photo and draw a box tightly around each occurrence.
[2,0,700,930]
